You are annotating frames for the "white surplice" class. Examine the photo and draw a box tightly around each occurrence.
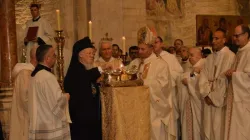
[157,51,184,138]
[177,58,205,140]
[199,47,235,140]
[225,41,250,140]
[130,53,176,140]
[24,17,54,62]
[94,56,123,69]
[28,70,70,140]
[9,63,34,140]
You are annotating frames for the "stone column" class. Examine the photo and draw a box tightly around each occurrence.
[0,0,18,139]
[0,0,18,87]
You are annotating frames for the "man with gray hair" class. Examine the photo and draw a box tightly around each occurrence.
[95,40,122,69]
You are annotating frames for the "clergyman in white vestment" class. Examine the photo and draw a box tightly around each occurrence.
[28,45,71,140]
[199,30,235,140]
[129,43,176,140]
[178,47,205,140]
[153,36,183,139]
[94,40,123,69]
[224,25,250,140]
[9,47,37,140]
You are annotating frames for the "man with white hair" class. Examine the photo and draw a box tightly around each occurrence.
[95,40,122,69]
[178,47,205,140]
[9,46,38,140]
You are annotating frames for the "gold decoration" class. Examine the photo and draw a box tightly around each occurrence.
[101,33,113,42]
[54,30,65,90]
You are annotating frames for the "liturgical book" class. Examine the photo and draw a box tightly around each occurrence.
[26,26,39,41]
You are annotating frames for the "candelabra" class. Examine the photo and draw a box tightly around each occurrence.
[54,30,65,90]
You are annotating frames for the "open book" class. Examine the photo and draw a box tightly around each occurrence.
[26,26,39,41]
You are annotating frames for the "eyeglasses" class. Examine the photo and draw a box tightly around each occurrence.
[233,32,245,38]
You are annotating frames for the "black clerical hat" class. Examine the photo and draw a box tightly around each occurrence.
[73,36,94,55]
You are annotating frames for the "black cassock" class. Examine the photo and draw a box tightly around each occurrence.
[64,61,102,140]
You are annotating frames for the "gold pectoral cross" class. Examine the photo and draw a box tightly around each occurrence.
[141,63,151,79]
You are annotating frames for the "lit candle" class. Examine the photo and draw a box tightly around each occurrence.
[89,21,92,40]
[122,36,126,55]
[56,10,61,30]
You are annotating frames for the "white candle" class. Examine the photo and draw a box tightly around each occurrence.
[56,10,61,30]
[122,36,126,55]
[89,21,92,40]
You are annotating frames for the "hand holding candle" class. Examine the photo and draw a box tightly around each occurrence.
[56,10,61,30]
[89,21,92,40]
[122,36,126,55]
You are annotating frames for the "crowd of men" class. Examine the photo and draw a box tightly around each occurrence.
[7,2,250,140]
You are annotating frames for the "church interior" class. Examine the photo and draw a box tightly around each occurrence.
[0,0,250,139]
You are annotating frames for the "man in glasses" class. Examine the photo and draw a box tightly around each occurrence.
[225,24,250,140]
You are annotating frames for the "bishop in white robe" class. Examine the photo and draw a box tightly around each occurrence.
[130,43,176,140]
[199,30,235,140]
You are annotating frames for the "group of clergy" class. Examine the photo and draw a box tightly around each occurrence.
[8,5,250,139]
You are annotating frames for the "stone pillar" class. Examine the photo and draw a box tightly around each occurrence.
[0,0,18,87]
[0,0,18,139]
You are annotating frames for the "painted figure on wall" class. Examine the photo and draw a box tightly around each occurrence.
[197,18,213,46]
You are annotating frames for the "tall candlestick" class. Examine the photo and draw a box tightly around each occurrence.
[56,10,61,30]
[122,36,126,55]
[89,21,92,40]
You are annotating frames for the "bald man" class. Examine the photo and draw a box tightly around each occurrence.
[177,47,205,140]
[9,46,38,140]
[199,29,235,140]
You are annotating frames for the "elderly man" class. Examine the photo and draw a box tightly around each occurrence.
[95,40,122,69]
[28,45,71,139]
[129,43,176,140]
[224,24,250,140]
[199,29,235,140]
[178,47,205,140]
[24,3,53,62]
[9,46,37,140]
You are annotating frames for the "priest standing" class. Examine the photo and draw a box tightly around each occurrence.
[23,3,54,62]
[199,29,235,140]
[129,43,176,140]
[64,37,110,140]
[28,45,71,139]
[224,24,250,140]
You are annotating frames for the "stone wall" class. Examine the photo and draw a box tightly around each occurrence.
[146,0,240,47]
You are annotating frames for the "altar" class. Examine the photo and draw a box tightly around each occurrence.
[101,86,150,140]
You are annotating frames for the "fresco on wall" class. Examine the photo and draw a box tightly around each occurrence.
[196,15,250,46]
[146,0,184,46]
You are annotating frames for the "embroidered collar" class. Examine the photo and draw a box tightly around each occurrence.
[33,16,41,22]
[31,64,52,77]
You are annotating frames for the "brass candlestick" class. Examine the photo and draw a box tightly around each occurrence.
[54,30,65,90]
